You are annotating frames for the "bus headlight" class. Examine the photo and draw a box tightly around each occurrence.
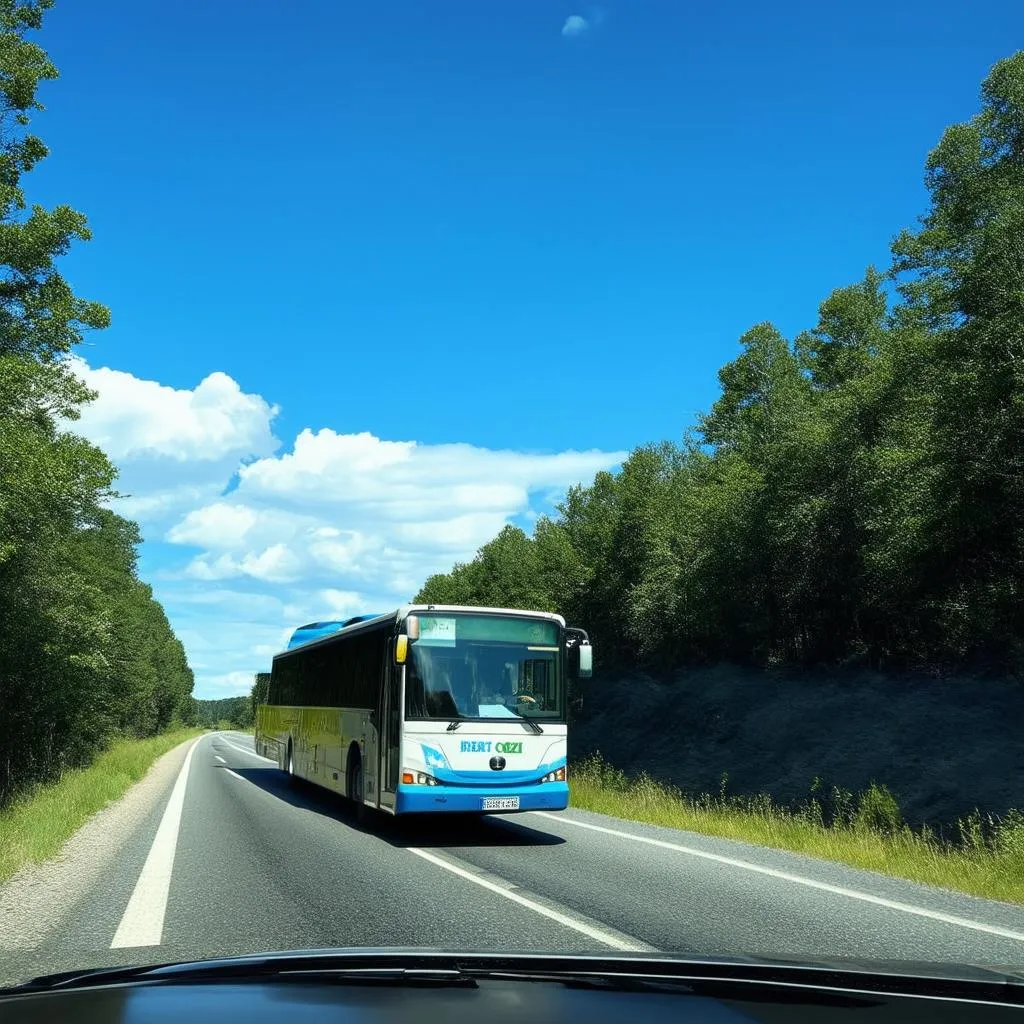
[541,767,566,783]
[401,770,440,786]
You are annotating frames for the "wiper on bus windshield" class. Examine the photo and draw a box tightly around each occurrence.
[520,717,543,734]
[446,720,461,731]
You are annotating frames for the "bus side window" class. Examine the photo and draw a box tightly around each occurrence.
[356,632,374,707]
[278,659,292,705]
[328,646,341,707]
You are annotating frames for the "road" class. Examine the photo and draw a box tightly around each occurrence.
[3,731,1024,986]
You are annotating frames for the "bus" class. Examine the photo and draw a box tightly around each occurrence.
[255,605,592,816]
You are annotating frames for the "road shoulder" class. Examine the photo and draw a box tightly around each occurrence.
[0,736,196,952]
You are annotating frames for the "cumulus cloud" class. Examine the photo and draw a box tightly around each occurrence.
[67,358,280,531]
[203,670,264,695]
[169,428,622,591]
[65,358,626,697]
[168,429,624,593]
[561,14,589,36]
[167,502,260,549]
[70,357,278,463]
[237,428,614,515]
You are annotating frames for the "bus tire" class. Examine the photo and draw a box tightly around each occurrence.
[347,747,365,824]
[286,739,296,786]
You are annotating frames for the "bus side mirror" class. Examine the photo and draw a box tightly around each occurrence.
[395,635,409,664]
[578,644,593,679]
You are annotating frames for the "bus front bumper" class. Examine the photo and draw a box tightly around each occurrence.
[395,781,569,814]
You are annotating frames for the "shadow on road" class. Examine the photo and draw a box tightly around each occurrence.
[229,767,566,849]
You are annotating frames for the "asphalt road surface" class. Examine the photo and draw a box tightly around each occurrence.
[3,731,1024,986]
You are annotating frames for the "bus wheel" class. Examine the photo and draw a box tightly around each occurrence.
[286,740,296,785]
[348,753,366,824]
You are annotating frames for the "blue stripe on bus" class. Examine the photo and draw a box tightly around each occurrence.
[395,781,569,814]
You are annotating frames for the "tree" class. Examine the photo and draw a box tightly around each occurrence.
[414,52,1024,681]
[0,2,194,806]
[890,51,1024,665]
[0,1,109,362]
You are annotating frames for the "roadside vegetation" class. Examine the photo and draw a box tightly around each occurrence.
[0,2,196,812]
[571,757,1024,905]
[0,729,202,885]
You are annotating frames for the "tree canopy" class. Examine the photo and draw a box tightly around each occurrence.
[0,1,194,807]
[416,52,1024,679]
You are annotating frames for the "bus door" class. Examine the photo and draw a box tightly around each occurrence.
[377,655,402,811]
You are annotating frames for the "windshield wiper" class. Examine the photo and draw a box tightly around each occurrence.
[446,720,461,731]
[520,718,543,734]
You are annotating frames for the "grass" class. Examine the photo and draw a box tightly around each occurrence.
[570,755,1024,905]
[0,728,203,885]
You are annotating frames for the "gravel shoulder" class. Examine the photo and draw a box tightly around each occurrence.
[0,737,193,952]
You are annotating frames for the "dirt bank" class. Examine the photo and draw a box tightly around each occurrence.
[570,665,1023,829]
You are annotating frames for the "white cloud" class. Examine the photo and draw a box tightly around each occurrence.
[393,512,511,551]
[66,358,280,532]
[237,428,614,513]
[561,14,589,36]
[69,357,278,464]
[170,430,623,592]
[318,588,363,616]
[184,543,303,584]
[167,502,259,549]
[203,670,262,696]
[65,358,627,698]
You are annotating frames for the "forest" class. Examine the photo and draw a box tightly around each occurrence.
[195,697,254,731]
[0,2,194,808]
[418,52,1024,681]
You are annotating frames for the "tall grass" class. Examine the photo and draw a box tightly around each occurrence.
[0,729,202,885]
[570,755,1024,905]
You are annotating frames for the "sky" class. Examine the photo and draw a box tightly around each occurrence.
[29,0,1023,697]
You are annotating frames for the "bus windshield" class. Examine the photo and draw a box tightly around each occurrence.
[404,613,564,721]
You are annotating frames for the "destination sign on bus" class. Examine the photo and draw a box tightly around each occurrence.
[415,614,558,646]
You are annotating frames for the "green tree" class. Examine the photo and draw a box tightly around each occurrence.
[0,0,108,361]
[413,52,1024,681]
[890,51,1024,665]
[0,2,194,805]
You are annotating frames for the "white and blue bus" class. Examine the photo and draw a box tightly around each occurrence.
[255,605,592,816]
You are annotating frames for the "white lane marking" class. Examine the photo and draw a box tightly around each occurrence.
[223,767,244,781]
[214,755,226,764]
[406,846,647,951]
[217,736,275,763]
[110,737,203,948]
[532,812,1024,944]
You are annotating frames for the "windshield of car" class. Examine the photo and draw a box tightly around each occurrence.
[2,0,1023,998]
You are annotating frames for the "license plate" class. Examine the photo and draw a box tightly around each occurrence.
[482,797,520,811]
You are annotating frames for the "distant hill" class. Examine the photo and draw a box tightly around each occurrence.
[196,696,252,729]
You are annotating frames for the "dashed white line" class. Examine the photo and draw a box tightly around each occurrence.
[217,735,275,763]
[223,767,245,781]
[110,736,203,948]
[532,812,1024,944]
[405,846,648,952]
[214,754,226,764]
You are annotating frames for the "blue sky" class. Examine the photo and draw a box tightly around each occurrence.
[34,0,1022,696]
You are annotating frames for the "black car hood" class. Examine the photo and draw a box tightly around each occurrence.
[12,946,1024,993]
